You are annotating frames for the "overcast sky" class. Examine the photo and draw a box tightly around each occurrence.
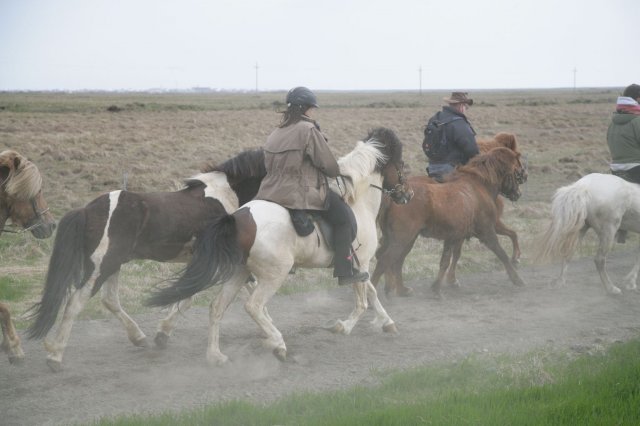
[1,0,638,92]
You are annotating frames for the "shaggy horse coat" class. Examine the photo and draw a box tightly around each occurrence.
[0,150,55,364]
[374,147,527,298]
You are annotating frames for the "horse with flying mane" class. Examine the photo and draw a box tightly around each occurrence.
[373,132,524,296]
[373,146,527,298]
[0,150,56,364]
[26,149,266,372]
[147,127,413,365]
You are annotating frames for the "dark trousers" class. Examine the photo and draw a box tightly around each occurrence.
[318,191,357,277]
[612,166,640,184]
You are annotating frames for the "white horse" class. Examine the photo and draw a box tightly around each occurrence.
[148,127,413,365]
[536,173,640,294]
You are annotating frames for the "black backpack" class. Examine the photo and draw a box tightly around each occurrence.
[422,114,463,161]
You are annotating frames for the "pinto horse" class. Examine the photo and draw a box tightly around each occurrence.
[0,150,56,364]
[147,127,413,365]
[373,133,523,296]
[373,147,527,298]
[535,173,640,294]
[26,149,265,372]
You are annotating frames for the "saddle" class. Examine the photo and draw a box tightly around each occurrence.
[289,209,335,248]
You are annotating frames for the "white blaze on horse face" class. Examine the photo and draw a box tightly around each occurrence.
[193,172,239,213]
[90,191,121,269]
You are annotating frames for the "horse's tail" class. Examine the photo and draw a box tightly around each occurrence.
[27,209,86,339]
[146,215,242,307]
[534,182,590,263]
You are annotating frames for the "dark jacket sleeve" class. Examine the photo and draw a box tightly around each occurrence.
[452,121,479,162]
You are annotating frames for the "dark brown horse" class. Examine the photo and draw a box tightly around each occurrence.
[373,146,527,298]
[0,150,56,364]
[26,149,265,372]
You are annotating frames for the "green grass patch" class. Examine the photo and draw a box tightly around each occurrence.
[0,275,30,301]
[94,339,640,426]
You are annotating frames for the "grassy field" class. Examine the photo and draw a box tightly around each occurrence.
[0,88,619,321]
[94,337,640,425]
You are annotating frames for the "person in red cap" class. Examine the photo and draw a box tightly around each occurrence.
[255,87,369,285]
[422,91,479,182]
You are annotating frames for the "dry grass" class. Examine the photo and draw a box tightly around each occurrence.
[0,88,620,320]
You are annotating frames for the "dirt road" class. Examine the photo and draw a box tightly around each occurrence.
[2,251,640,425]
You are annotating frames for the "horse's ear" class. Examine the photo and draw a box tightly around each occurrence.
[494,132,517,151]
[13,156,22,170]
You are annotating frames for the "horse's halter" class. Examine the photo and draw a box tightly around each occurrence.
[501,157,527,202]
[1,195,50,234]
[371,160,413,204]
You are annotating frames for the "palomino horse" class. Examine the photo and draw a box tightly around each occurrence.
[0,150,56,364]
[27,149,266,372]
[147,127,413,365]
[536,173,640,294]
[373,147,527,298]
[373,133,524,296]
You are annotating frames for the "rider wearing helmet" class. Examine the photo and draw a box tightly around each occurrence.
[255,87,369,285]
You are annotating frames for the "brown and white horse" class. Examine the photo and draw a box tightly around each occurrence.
[0,150,56,364]
[27,149,265,371]
[148,128,413,365]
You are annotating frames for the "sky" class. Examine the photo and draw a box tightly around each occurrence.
[1,0,639,92]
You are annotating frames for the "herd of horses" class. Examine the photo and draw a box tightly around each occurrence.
[1,126,638,370]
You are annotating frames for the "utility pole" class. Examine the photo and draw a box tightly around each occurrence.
[255,62,259,93]
[573,67,577,90]
[418,65,423,95]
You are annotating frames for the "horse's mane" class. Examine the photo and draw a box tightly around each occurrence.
[477,132,518,154]
[0,150,42,200]
[200,149,266,185]
[455,147,517,186]
[336,127,402,203]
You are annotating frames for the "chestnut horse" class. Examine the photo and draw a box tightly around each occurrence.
[373,133,523,296]
[0,150,56,364]
[26,149,265,372]
[373,146,527,298]
[147,128,413,365]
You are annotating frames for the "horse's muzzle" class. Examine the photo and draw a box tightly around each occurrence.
[29,221,56,239]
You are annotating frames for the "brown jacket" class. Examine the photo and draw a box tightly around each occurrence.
[256,119,339,210]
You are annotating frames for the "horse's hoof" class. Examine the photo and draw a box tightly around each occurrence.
[134,337,149,348]
[273,347,287,362]
[382,322,398,333]
[397,287,414,297]
[207,353,229,366]
[607,287,622,295]
[46,359,63,373]
[448,279,461,289]
[8,355,24,365]
[322,320,345,334]
[154,332,170,349]
[513,278,526,287]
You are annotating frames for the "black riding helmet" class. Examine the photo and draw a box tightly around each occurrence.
[286,86,319,108]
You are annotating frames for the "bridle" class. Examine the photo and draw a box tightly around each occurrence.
[1,196,50,234]
[370,161,412,202]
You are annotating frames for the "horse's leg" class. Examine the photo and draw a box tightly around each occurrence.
[593,228,622,294]
[551,227,588,288]
[328,281,368,335]
[365,281,398,333]
[431,240,454,297]
[622,244,640,291]
[243,274,287,361]
[495,218,521,264]
[495,196,521,264]
[154,297,193,349]
[479,231,526,287]
[374,237,418,297]
[445,240,463,288]
[207,272,249,366]
[0,302,25,364]
[100,270,148,348]
[44,280,95,372]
